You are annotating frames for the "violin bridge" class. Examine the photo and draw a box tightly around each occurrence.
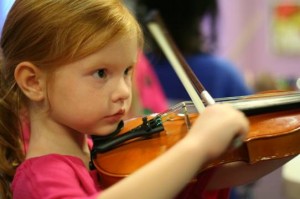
[182,102,191,129]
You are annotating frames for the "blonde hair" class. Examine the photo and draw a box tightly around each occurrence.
[0,0,142,198]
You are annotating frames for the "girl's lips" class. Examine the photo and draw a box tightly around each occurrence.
[105,109,125,123]
[105,114,124,123]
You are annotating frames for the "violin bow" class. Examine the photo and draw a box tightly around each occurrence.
[145,11,215,113]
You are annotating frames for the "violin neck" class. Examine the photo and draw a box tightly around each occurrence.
[222,91,300,116]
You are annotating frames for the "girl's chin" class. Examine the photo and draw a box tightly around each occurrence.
[91,121,123,137]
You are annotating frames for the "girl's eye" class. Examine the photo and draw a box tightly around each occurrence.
[93,69,107,79]
[124,66,133,76]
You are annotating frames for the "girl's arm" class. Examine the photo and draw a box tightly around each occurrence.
[97,104,249,199]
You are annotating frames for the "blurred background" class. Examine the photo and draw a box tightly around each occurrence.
[1,0,299,199]
[216,0,300,92]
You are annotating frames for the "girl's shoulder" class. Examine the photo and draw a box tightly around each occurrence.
[12,154,100,199]
[13,154,89,186]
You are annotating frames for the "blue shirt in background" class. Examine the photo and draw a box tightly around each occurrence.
[147,53,253,102]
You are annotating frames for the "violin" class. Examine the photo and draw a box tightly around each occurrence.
[90,91,300,188]
[89,11,300,188]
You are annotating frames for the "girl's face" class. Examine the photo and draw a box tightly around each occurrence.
[46,34,138,136]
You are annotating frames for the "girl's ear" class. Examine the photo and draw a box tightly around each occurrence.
[14,62,46,101]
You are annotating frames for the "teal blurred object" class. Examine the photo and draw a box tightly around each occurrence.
[0,0,15,33]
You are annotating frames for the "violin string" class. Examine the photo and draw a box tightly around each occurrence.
[150,102,195,126]
[148,91,300,129]
[216,91,300,104]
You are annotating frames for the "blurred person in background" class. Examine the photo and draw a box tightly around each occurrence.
[136,0,252,104]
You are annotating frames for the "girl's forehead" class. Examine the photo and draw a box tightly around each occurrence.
[57,34,138,69]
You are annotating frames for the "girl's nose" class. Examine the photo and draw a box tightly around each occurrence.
[112,78,131,102]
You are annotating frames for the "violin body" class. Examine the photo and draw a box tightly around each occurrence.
[92,113,190,187]
[91,91,300,188]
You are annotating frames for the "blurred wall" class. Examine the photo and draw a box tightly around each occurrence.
[217,0,300,83]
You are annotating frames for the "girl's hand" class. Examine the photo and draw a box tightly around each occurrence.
[186,103,249,160]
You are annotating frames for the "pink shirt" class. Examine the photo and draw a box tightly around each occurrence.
[12,153,229,199]
[12,154,101,199]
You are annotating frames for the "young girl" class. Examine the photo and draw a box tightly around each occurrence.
[0,1,292,199]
